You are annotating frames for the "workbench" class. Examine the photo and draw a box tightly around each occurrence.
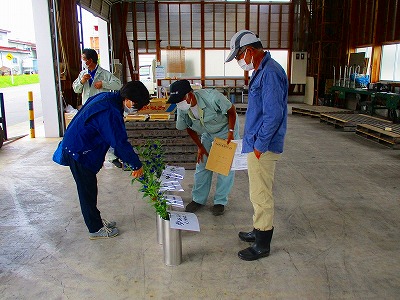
[330,86,400,122]
[204,85,247,103]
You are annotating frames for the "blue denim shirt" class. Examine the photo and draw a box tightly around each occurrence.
[242,51,288,154]
[60,92,142,173]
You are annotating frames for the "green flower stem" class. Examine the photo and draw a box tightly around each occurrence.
[130,140,169,220]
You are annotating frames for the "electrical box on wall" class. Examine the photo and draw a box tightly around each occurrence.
[291,52,307,84]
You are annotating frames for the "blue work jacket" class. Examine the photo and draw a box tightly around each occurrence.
[242,51,288,154]
[61,92,142,173]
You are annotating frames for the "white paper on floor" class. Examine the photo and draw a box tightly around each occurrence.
[159,180,184,192]
[162,165,186,180]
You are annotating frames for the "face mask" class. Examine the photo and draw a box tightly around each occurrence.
[82,60,89,70]
[123,99,138,114]
[124,105,137,114]
[177,99,191,111]
[237,49,254,71]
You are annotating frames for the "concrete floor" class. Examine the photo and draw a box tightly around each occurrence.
[1,108,400,299]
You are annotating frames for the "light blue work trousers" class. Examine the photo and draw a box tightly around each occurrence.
[192,132,237,206]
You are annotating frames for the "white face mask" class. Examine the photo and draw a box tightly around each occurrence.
[176,99,191,111]
[82,60,89,70]
[123,99,137,114]
[124,105,137,114]
[237,49,254,71]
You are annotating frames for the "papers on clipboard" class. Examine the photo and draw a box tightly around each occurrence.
[205,137,237,176]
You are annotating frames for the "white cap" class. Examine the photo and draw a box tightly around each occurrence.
[225,30,261,62]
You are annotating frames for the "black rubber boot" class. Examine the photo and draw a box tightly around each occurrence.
[238,227,274,261]
[238,229,256,242]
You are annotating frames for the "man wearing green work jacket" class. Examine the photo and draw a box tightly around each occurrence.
[167,80,240,216]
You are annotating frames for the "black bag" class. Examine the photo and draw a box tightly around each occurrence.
[52,141,69,166]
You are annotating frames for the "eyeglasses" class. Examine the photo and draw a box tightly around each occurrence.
[235,48,246,60]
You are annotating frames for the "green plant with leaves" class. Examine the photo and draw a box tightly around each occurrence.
[132,140,169,220]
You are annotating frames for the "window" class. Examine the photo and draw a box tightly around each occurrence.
[248,50,288,77]
[205,49,288,78]
[160,49,288,79]
[380,44,400,82]
[269,50,288,74]
[355,47,372,75]
[161,49,201,78]
[205,50,243,77]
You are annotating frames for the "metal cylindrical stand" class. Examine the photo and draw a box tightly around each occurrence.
[156,214,163,245]
[162,218,182,266]
[28,91,35,138]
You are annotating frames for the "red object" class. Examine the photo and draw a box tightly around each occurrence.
[94,26,98,31]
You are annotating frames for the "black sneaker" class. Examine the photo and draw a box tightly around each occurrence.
[112,158,123,168]
[212,204,225,216]
[185,201,203,213]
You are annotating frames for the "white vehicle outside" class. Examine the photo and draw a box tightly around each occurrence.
[139,54,156,95]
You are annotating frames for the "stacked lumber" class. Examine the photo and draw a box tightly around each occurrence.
[320,113,392,132]
[292,104,353,117]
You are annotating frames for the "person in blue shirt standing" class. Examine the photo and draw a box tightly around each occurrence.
[225,30,288,261]
[167,80,240,216]
[54,81,150,239]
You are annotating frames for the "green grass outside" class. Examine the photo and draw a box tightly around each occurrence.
[0,74,40,88]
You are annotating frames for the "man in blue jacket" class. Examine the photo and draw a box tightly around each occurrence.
[54,81,150,239]
[226,30,288,260]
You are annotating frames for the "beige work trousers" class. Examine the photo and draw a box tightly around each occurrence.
[247,151,281,231]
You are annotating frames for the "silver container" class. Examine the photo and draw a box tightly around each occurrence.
[162,218,182,266]
[156,214,163,245]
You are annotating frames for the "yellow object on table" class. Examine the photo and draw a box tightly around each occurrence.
[149,113,172,120]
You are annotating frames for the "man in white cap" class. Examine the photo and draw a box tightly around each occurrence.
[226,30,288,261]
